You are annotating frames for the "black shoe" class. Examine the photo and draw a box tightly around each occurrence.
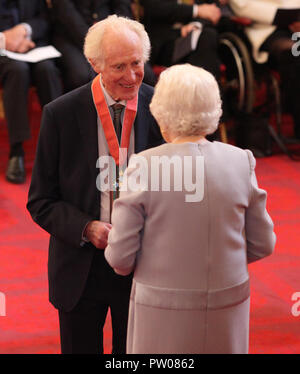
[6,156,26,184]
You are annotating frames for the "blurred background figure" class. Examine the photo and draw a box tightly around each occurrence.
[47,0,156,89]
[105,64,276,354]
[140,0,230,80]
[47,0,132,91]
[229,0,300,140]
[0,0,63,184]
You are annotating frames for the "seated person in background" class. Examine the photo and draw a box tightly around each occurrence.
[140,0,229,80]
[230,0,300,139]
[48,0,156,90]
[0,0,63,184]
[48,0,132,91]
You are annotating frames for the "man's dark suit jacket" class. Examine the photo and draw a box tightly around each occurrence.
[49,0,133,49]
[141,0,218,64]
[0,0,50,44]
[27,82,162,312]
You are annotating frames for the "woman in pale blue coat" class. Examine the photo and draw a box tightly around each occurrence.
[104,64,276,354]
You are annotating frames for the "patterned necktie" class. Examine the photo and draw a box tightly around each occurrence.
[111,103,123,143]
[110,103,124,213]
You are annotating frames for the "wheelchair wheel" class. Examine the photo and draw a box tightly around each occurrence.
[219,32,255,114]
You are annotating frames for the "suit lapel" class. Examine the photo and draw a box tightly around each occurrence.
[76,83,152,158]
[134,85,150,153]
[75,83,99,192]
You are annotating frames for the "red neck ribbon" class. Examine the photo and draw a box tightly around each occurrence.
[91,74,138,166]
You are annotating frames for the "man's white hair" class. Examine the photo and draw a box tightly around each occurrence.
[84,15,151,69]
[150,64,222,137]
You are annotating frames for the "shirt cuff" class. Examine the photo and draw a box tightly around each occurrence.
[193,4,199,18]
[0,32,6,50]
[80,221,91,246]
[21,23,32,39]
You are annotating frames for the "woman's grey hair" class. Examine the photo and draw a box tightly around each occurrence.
[150,64,222,137]
[84,15,151,69]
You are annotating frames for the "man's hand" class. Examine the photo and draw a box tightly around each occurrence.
[84,220,112,249]
[3,24,28,52]
[16,38,35,53]
[197,4,221,25]
[181,23,199,38]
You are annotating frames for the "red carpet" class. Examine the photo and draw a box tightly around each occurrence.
[0,103,114,354]
[0,101,300,354]
[248,156,300,353]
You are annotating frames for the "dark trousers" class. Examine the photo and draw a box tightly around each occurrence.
[0,56,63,146]
[58,251,132,354]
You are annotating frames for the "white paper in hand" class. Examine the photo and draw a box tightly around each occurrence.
[1,45,62,63]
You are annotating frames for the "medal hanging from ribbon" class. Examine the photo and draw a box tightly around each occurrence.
[91,74,138,217]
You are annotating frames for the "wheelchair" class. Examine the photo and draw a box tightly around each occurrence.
[217,17,297,158]
[218,20,255,115]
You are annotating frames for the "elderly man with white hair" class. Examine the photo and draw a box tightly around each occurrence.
[105,64,276,354]
[27,15,162,354]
